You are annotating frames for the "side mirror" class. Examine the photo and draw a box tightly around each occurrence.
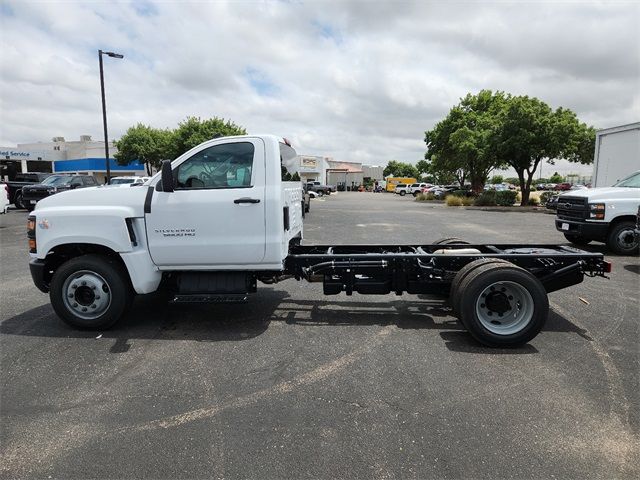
[161,160,174,192]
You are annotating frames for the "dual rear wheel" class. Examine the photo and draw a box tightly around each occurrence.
[449,258,549,347]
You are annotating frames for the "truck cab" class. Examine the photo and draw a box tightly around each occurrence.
[28,135,303,328]
[555,170,640,254]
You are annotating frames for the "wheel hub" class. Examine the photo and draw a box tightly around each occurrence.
[62,271,111,320]
[476,281,534,335]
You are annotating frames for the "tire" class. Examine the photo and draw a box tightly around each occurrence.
[413,191,419,197]
[563,233,591,246]
[457,263,549,347]
[449,258,511,317]
[432,237,470,245]
[14,192,24,209]
[50,254,133,330]
[26,203,35,212]
[399,191,406,196]
[317,190,324,197]
[606,221,639,255]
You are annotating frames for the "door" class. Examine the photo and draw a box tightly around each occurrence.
[146,138,266,267]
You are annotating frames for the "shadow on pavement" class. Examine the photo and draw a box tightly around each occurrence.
[1,289,592,354]
[623,264,640,275]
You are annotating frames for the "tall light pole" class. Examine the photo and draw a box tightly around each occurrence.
[98,49,123,184]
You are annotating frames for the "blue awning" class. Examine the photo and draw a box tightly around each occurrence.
[53,158,145,172]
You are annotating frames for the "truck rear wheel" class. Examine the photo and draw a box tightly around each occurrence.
[432,237,470,245]
[50,254,133,330]
[606,221,639,255]
[399,191,406,196]
[457,263,548,347]
[449,258,511,317]
[563,233,591,246]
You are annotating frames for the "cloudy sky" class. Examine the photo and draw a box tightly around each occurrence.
[1,0,638,177]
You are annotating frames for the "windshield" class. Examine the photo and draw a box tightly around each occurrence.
[612,171,640,188]
[110,178,135,184]
[41,176,72,186]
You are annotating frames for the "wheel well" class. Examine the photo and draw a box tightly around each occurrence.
[610,215,636,227]
[42,243,126,286]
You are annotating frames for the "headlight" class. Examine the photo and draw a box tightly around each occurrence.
[589,203,605,219]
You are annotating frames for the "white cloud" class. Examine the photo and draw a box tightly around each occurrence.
[1,0,638,177]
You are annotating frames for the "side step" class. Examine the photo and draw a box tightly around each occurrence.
[171,294,249,304]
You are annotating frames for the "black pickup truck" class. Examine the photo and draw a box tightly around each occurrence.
[21,174,99,211]
[5,172,52,209]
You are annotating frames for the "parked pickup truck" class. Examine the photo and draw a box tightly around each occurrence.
[555,170,640,255]
[5,172,52,209]
[22,174,99,211]
[306,180,334,196]
[27,134,610,347]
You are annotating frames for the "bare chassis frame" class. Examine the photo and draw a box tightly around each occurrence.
[285,244,609,297]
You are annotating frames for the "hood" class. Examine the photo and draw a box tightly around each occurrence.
[35,184,149,216]
[560,187,640,201]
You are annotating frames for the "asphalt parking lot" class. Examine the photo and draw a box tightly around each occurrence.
[1,193,638,479]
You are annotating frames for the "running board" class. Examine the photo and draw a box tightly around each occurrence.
[171,294,248,304]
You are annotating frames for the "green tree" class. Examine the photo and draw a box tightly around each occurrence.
[495,96,595,205]
[383,160,419,179]
[489,175,504,184]
[168,116,247,159]
[114,124,172,175]
[549,172,564,183]
[425,90,507,192]
[415,160,430,177]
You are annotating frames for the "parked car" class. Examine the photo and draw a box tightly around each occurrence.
[545,194,560,210]
[394,184,412,196]
[306,181,334,196]
[555,183,572,191]
[4,172,52,209]
[570,184,588,190]
[0,183,9,214]
[109,176,150,186]
[21,174,99,211]
[409,183,429,196]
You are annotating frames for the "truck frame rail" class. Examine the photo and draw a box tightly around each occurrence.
[285,243,609,296]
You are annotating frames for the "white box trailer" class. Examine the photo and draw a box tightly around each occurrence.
[592,122,640,187]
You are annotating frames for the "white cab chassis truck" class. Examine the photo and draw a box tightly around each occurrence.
[555,170,640,255]
[28,135,611,347]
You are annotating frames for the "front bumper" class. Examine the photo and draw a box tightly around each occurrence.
[29,258,49,293]
[555,218,609,239]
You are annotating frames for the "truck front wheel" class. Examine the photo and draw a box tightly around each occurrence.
[563,233,591,246]
[606,221,639,255]
[50,254,133,329]
[14,192,24,209]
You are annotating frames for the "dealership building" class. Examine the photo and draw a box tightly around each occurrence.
[0,135,145,184]
[295,155,384,190]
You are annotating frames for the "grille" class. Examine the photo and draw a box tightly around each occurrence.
[556,196,589,221]
[22,188,51,201]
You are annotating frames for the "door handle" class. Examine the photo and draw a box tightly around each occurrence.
[234,197,260,204]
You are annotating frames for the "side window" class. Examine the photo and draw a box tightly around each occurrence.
[71,177,83,187]
[176,142,255,190]
[83,176,97,186]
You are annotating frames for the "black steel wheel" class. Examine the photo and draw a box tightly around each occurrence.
[50,254,133,329]
[457,262,548,347]
[563,233,591,246]
[14,192,24,209]
[606,221,639,255]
